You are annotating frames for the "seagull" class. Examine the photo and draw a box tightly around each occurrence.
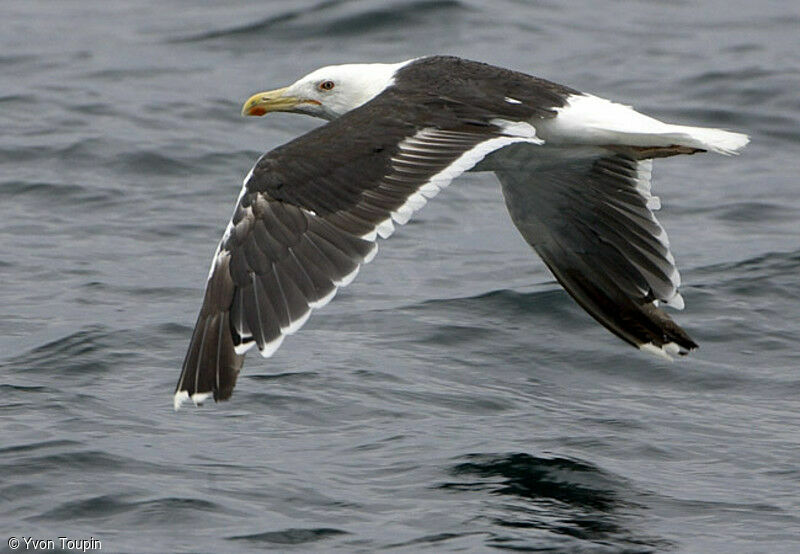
[174,55,749,409]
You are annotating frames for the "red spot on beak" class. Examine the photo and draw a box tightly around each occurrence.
[248,106,267,116]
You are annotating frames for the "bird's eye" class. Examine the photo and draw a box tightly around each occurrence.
[319,80,335,91]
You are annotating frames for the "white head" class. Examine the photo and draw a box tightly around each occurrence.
[241,60,415,121]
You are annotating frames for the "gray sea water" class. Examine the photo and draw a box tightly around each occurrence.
[2,1,799,552]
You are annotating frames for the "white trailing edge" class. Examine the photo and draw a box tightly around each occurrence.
[362,123,544,242]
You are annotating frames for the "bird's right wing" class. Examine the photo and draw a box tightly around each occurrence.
[175,100,545,408]
[495,146,698,356]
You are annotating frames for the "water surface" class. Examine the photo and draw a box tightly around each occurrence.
[2,1,799,552]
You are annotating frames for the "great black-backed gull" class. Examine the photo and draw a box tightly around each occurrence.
[174,56,748,409]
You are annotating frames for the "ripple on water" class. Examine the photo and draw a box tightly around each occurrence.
[6,325,117,375]
[35,494,226,525]
[440,452,669,551]
[0,181,117,207]
[228,528,350,546]
[173,0,465,43]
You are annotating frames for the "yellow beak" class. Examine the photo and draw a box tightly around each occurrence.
[241,87,307,117]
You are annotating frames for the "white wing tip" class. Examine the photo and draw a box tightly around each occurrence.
[173,390,190,411]
[334,264,360,287]
[308,286,338,309]
[663,292,685,310]
[639,341,681,360]
[234,339,256,355]
[363,242,379,264]
[192,391,212,405]
[257,333,286,358]
[376,217,395,239]
[282,308,312,335]
[173,390,212,411]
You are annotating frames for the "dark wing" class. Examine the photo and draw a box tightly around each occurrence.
[174,91,551,408]
[495,146,697,356]
[175,197,378,407]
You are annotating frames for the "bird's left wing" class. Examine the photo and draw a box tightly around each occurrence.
[494,145,697,357]
[174,95,544,408]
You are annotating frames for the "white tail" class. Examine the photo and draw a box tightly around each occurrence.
[541,94,750,155]
[665,125,750,155]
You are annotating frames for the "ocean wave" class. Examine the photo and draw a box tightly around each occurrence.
[440,452,670,550]
[229,527,349,546]
[173,0,465,43]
